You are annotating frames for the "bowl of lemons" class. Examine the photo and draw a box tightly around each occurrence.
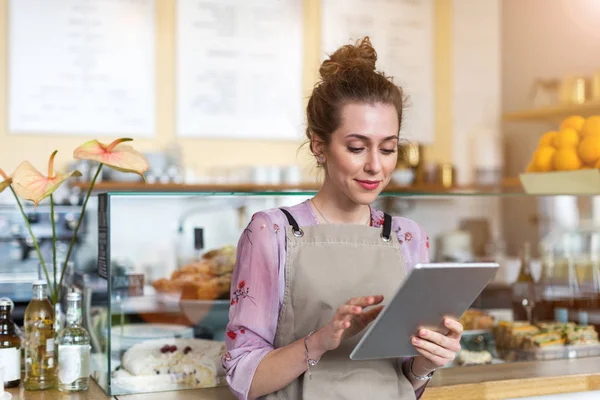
[520,115,600,194]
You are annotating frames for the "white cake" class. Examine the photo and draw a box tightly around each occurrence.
[115,338,226,391]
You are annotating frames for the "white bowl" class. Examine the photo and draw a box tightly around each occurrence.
[392,169,415,187]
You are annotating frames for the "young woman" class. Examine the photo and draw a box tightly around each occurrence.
[222,37,463,400]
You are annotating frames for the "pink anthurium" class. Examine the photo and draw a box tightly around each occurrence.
[11,150,82,207]
[73,138,149,177]
[0,169,11,193]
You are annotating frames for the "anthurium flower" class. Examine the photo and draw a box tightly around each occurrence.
[12,151,82,207]
[0,169,12,193]
[73,138,149,177]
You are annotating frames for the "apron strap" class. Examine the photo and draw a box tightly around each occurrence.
[382,213,392,241]
[280,208,304,237]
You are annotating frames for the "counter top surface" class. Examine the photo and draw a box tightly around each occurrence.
[6,357,600,400]
[422,356,600,400]
[5,381,112,400]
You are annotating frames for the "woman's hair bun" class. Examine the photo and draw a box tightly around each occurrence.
[319,36,378,81]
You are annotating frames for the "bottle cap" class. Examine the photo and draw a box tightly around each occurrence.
[0,299,11,308]
[66,292,81,301]
[33,280,47,287]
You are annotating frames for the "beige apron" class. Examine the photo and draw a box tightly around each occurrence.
[265,209,416,400]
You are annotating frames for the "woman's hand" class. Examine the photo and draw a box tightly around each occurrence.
[411,318,463,372]
[313,295,384,353]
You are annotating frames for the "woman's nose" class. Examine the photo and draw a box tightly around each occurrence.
[365,151,382,173]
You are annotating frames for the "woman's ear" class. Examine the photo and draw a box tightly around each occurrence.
[311,134,326,164]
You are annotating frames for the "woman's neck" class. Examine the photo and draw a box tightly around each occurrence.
[311,179,371,225]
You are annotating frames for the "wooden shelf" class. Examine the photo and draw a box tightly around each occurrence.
[71,178,522,195]
[503,101,600,122]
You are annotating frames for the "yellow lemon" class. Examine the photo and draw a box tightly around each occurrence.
[595,158,600,169]
[578,135,600,164]
[581,116,600,137]
[581,164,595,169]
[532,146,556,172]
[553,148,582,171]
[553,128,580,148]
[560,115,585,132]
[526,162,537,173]
[539,131,558,147]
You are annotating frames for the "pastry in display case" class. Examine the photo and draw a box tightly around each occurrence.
[494,320,600,361]
[111,338,226,392]
[152,245,235,300]
[459,308,496,331]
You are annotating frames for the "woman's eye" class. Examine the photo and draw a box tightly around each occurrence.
[381,149,397,155]
[348,147,365,153]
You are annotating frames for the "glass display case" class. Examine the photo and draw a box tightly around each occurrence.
[60,191,600,396]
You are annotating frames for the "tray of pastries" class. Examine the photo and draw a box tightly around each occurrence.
[152,245,236,325]
[153,245,235,300]
[494,321,600,361]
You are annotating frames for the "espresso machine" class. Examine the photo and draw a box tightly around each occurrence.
[0,205,85,322]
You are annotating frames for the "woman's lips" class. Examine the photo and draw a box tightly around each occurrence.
[355,180,381,190]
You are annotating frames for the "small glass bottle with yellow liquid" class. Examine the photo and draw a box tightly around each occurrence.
[23,281,56,391]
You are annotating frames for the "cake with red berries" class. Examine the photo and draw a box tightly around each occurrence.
[112,338,225,392]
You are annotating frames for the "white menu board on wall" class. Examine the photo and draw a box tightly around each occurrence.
[321,0,434,144]
[8,0,156,137]
[176,0,304,140]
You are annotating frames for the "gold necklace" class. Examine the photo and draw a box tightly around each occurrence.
[310,199,371,226]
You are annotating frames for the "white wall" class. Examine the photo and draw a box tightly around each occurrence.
[453,0,502,187]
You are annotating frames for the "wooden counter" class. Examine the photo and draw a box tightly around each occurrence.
[422,357,600,400]
[7,357,600,399]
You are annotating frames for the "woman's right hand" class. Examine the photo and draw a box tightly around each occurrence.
[314,295,385,352]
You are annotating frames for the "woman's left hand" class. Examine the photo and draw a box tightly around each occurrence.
[411,318,463,371]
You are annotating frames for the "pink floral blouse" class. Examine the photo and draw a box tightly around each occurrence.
[222,200,431,400]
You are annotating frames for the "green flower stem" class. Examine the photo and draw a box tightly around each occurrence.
[9,186,55,301]
[58,163,103,291]
[50,194,57,299]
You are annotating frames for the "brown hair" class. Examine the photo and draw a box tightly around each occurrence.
[306,37,406,158]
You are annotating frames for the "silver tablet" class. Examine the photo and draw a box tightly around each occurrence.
[349,262,499,361]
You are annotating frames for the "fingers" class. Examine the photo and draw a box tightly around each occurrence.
[362,305,384,322]
[412,335,457,361]
[333,317,351,333]
[413,345,449,369]
[335,304,362,319]
[416,328,461,353]
[347,295,384,307]
[443,318,464,339]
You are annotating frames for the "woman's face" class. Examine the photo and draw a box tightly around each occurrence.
[319,102,399,205]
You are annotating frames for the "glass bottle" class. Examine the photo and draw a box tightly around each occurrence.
[24,281,56,391]
[57,292,90,392]
[512,242,536,322]
[536,244,557,322]
[0,299,21,388]
[578,231,600,329]
[553,234,582,323]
